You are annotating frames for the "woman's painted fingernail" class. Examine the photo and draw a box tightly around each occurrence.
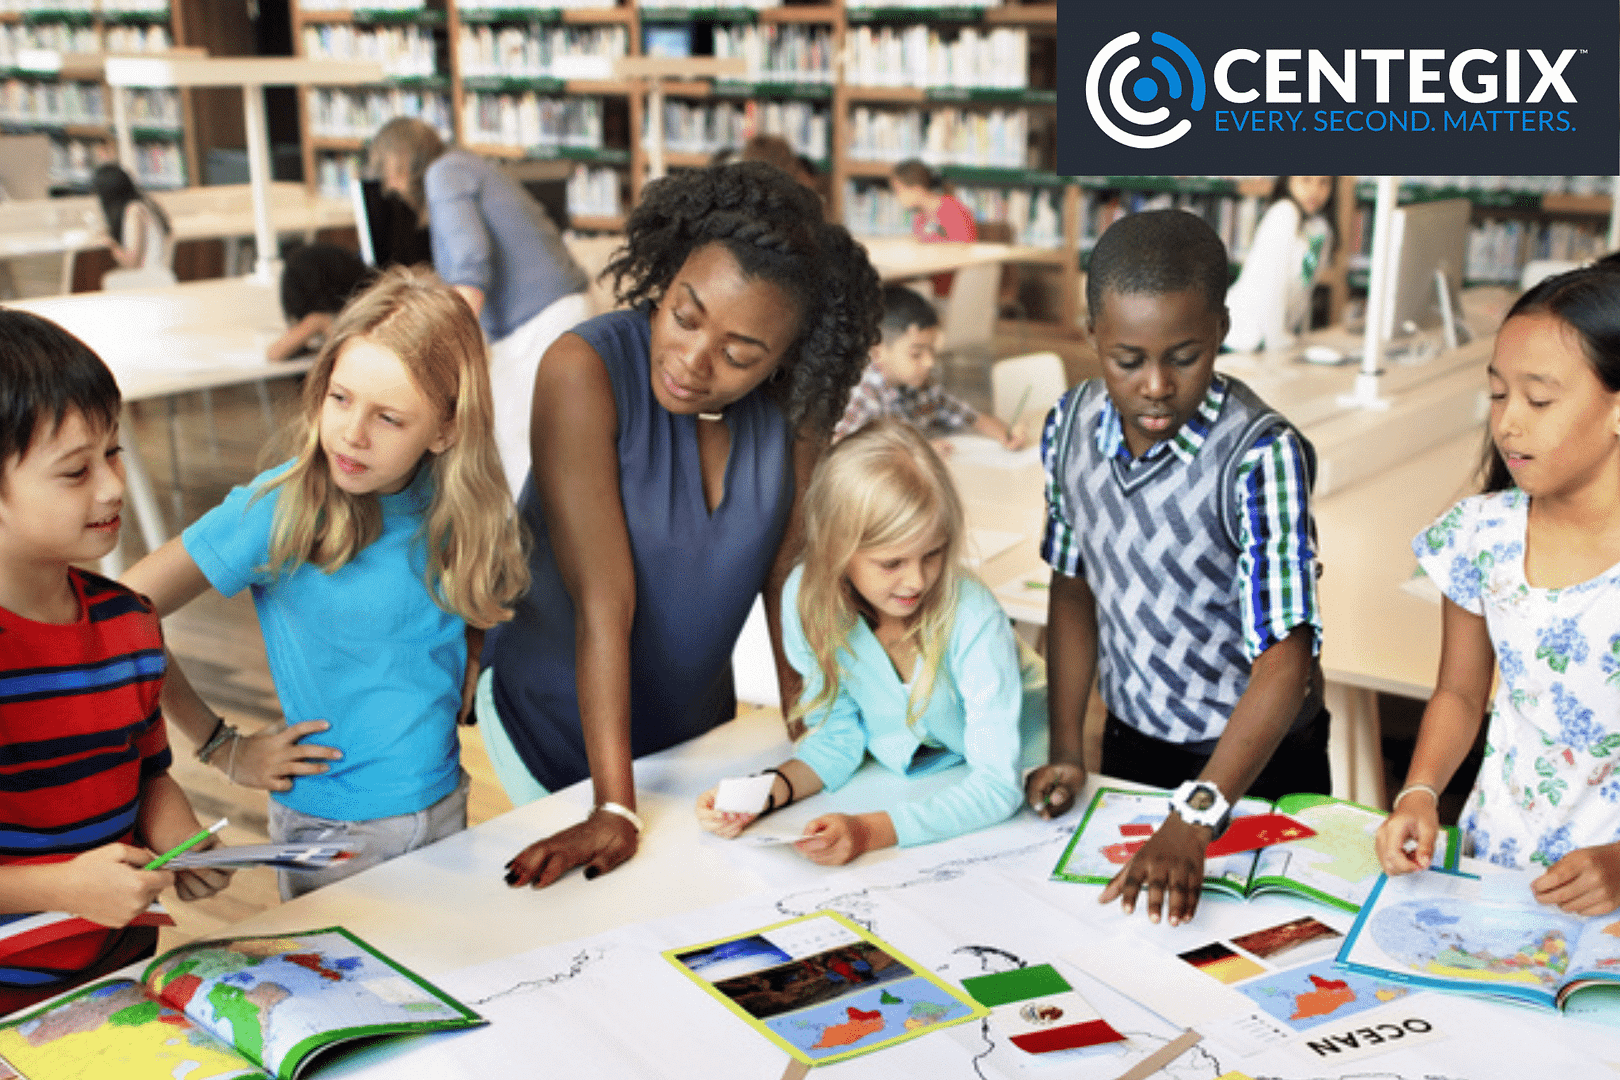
[504,870,519,885]
[584,866,600,880]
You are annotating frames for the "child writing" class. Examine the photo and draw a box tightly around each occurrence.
[1023,210,1326,927]
[695,420,1040,863]
[834,284,1026,451]
[1224,175,1336,354]
[122,267,528,899]
[1376,263,1620,915]
[0,310,228,1014]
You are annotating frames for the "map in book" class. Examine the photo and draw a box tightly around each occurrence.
[143,930,467,1074]
[1365,896,1583,990]
[0,980,256,1080]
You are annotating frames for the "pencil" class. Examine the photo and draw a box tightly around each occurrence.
[144,817,227,871]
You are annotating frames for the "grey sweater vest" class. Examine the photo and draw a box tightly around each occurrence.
[1051,376,1319,748]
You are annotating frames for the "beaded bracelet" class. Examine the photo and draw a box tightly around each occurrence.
[195,716,237,765]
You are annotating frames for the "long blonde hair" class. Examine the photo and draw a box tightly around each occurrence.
[367,117,444,226]
[794,420,966,729]
[259,266,528,628]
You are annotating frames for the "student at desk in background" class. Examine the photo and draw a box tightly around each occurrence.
[696,422,1043,863]
[265,243,375,362]
[0,311,229,1014]
[123,269,528,901]
[1377,263,1620,915]
[92,164,171,276]
[834,284,1026,451]
[891,159,976,298]
[1223,175,1335,354]
[1024,210,1327,927]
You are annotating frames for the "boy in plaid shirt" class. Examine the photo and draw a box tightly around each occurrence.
[834,285,1025,450]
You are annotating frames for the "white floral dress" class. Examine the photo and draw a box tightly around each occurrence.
[1414,489,1620,870]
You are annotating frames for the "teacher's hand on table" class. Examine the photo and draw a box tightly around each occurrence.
[1098,813,1210,926]
[1532,843,1620,916]
[694,789,758,839]
[505,811,638,888]
[1024,761,1086,819]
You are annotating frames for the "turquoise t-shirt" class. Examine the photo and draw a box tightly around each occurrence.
[182,463,464,821]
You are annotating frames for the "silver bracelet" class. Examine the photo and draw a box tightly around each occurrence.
[594,801,643,834]
[195,717,237,764]
[1393,783,1440,810]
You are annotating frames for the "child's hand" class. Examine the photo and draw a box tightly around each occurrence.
[1024,762,1085,819]
[796,815,867,865]
[172,836,232,902]
[1532,843,1620,916]
[1097,813,1209,926]
[695,788,757,839]
[53,844,173,927]
[227,720,343,792]
[1375,797,1440,875]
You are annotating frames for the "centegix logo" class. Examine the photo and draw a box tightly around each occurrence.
[1058,1,1618,175]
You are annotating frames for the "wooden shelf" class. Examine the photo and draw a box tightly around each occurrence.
[311,135,366,150]
[661,150,711,168]
[982,2,1056,25]
[1542,192,1612,216]
[759,4,836,21]
[844,158,897,178]
[843,85,925,104]
[568,212,625,231]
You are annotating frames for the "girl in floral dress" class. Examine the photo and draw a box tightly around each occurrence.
[1376,262,1620,914]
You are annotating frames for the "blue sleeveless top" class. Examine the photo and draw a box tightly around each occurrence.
[483,306,794,791]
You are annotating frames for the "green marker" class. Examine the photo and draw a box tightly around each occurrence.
[144,817,227,871]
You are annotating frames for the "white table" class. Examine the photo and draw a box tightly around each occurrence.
[6,277,309,569]
[860,237,1056,284]
[200,706,1620,1080]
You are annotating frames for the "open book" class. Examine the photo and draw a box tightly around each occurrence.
[1338,868,1620,1020]
[0,928,482,1080]
[1051,788,1460,913]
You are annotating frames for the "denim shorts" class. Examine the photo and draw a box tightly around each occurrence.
[267,769,471,900]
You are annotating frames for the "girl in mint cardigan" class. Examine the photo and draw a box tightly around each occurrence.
[696,420,1042,863]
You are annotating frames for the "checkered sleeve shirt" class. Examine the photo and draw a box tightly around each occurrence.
[834,365,978,441]
[1039,378,1320,661]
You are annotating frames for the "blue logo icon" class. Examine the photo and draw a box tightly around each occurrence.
[1086,31,1205,149]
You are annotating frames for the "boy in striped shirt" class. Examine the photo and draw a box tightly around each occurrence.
[0,310,227,1014]
[1024,211,1325,928]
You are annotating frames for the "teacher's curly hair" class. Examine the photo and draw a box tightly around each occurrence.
[604,161,883,438]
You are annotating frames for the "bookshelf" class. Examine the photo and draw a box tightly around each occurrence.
[0,0,193,190]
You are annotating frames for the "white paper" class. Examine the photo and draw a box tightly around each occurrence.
[943,434,1042,470]
[966,527,1025,569]
[713,774,776,814]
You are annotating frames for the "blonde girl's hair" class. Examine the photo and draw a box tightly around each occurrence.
[259,265,528,629]
[367,117,444,226]
[794,419,966,729]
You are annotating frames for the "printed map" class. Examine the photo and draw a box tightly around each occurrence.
[1238,961,1410,1032]
[0,979,259,1080]
[767,975,971,1061]
[145,930,467,1076]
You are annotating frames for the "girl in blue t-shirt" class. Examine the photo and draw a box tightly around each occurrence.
[695,420,1041,863]
[124,267,528,897]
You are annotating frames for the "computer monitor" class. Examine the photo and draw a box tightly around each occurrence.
[350,177,432,269]
[1379,197,1472,348]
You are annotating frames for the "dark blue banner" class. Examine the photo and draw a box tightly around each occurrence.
[1057,0,1619,175]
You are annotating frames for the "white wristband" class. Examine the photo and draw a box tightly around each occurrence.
[594,801,643,834]
[1393,783,1440,810]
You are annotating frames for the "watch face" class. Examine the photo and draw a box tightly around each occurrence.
[1186,786,1216,812]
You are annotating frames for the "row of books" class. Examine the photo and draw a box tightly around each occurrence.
[462,91,604,152]
[1081,189,1261,262]
[456,25,627,81]
[712,24,833,85]
[122,85,180,129]
[129,138,182,188]
[845,25,1030,90]
[1466,219,1609,283]
[296,0,427,12]
[46,134,103,186]
[301,24,438,81]
[0,77,104,125]
[567,163,621,220]
[848,105,1032,169]
[1,24,172,60]
[308,86,452,140]
[643,98,827,161]
[0,0,168,13]
[1393,175,1615,197]
[842,179,1063,249]
[315,150,363,200]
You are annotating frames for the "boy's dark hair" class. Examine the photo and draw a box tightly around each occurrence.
[892,159,941,191]
[280,243,376,322]
[1085,209,1230,326]
[879,284,939,341]
[0,309,120,474]
[605,161,882,436]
